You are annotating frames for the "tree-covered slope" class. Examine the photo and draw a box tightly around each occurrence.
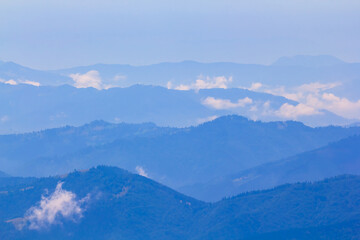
[193,175,360,239]
[2,116,360,189]
[0,166,203,240]
[0,167,359,239]
[181,134,360,201]
[0,120,174,164]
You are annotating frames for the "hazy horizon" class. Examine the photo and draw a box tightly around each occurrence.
[1,0,360,69]
[1,54,357,71]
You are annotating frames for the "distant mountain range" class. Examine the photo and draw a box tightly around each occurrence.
[272,55,347,67]
[0,60,72,86]
[1,55,359,98]
[1,115,360,200]
[181,134,360,201]
[0,82,352,134]
[1,55,359,132]
[0,166,359,239]
[1,55,359,239]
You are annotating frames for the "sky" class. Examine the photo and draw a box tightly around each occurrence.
[0,0,360,69]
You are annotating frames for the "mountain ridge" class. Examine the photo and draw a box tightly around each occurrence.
[181,134,360,201]
[1,115,360,200]
[0,166,359,239]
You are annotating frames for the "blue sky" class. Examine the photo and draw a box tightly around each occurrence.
[1,0,360,69]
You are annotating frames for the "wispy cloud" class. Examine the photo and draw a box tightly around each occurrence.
[202,97,253,110]
[135,166,148,178]
[0,79,40,86]
[168,76,232,91]
[247,81,360,120]
[274,103,322,119]
[70,70,103,90]
[14,182,88,230]
[197,115,219,124]
[247,82,263,91]
[3,79,18,85]
[21,80,40,87]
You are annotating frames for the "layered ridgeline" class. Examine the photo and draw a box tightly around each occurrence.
[1,116,360,191]
[181,134,360,201]
[0,166,359,240]
[0,60,72,86]
[0,83,349,135]
[0,83,302,134]
[1,55,359,100]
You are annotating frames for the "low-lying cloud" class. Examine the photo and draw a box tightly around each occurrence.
[168,76,232,91]
[0,78,40,86]
[15,182,88,230]
[245,81,360,120]
[202,97,253,110]
[274,103,322,119]
[135,166,149,178]
[197,115,219,124]
[247,82,263,91]
[21,80,41,87]
[70,71,127,90]
[0,79,17,85]
[70,70,103,90]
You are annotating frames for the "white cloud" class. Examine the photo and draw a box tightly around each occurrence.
[70,70,103,90]
[275,103,322,119]
[166,81,173,89]
[170,76,233,91]
[248,82,263,91]
[5,79,18,85]
[21,80,40,87]
[296,82,340,94]
[0,79,40,86]
[17,182,87,230]
[174,84,191,90]
[135,166,148,178]
[251,81,360,120]
[202,97,253,110]
[1,78,17,85]
[311,93,360,119]
[197,115,219,124]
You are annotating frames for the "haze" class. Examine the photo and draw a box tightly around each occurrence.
[1,0,360,69]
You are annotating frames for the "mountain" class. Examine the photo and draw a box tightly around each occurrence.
[0,166,359,239]
[53,56,360,101]
[181,134,360,201]
[1,82,349,134]
[0,61,72,86]
[0,83,305,134]
[272,55,346,67]
[1,115,360,192]
[0,120,175,162]
[1,56,360,126]
[1,56,357,92]
[192,175,360,240]
[0,166,203,240]
[53,57,359,88]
